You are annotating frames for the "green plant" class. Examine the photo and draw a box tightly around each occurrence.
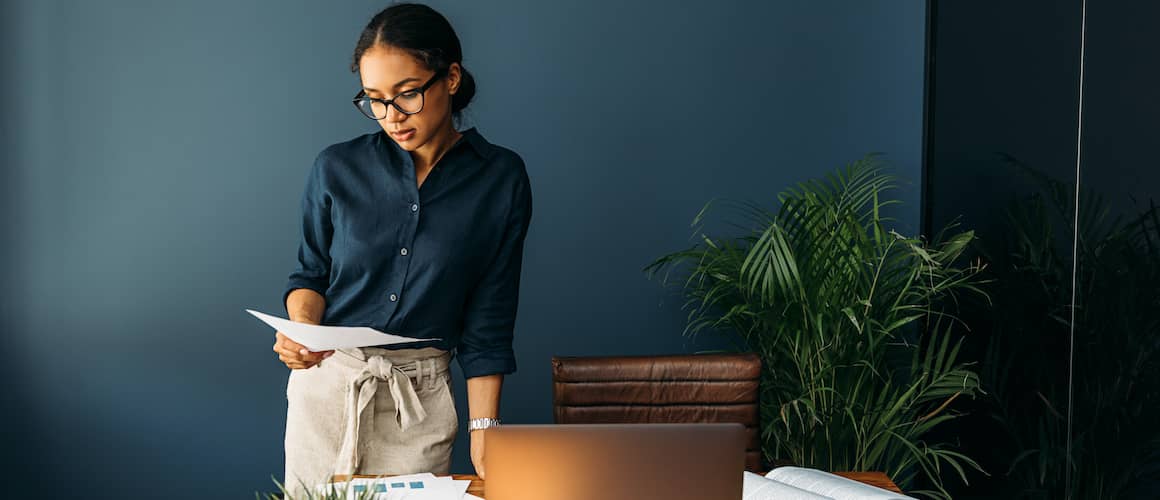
[644,154,990,499]
[256,474,380,500]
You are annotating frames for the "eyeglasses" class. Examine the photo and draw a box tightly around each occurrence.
[352,68,446,120]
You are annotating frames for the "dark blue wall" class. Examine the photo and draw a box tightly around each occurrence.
[926,0,1159,497]
[1082,0,1160,214]
[925,2,1083,496]
[926,0,1082,239]
[1078,1,1160,498]
[3,1,926,497]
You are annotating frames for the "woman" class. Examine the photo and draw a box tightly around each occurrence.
[273,3,532,494]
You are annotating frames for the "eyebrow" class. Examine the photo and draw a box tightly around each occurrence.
[363,77,422,94]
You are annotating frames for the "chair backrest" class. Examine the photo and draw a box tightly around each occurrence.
[551,352,763,471]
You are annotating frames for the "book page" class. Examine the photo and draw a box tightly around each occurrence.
[765,467,915,500]
[743,471,833,500]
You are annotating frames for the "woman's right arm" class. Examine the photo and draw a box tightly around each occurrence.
[274,289,333,370]
[286,288,326,325]
[275,151,336,370]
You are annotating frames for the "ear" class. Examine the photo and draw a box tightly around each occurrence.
[447,62,462,95]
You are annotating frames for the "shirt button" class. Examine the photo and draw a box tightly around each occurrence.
[389,293,398,302]
[410,203,419,212]
[400,247,408,256]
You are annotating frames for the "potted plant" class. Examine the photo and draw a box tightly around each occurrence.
[645,154,989,499]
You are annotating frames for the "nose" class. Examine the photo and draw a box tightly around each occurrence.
[383,102,407,124]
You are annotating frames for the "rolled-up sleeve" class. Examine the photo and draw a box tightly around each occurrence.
[456,168,533,379]
[282,151,334,315]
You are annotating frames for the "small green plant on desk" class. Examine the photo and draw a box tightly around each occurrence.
[256,474,378,500]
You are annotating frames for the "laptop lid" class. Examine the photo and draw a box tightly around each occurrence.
[484,423,746,500]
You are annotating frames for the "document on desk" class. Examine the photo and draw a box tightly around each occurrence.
[320,472,471,499]
[246,309,438,351]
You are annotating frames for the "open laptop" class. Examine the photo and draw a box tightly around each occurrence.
[484,423,747,500]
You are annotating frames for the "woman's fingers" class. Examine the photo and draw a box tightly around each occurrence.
[274,331,335,369]
[279,352,317,370]
[279,353,308,369]
[274,332,313,359]
[275,332,329,359]
[275,331,306,352]
[297,348,332,364]
[273,333,302,359]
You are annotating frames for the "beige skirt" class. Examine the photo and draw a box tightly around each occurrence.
[283,346,457,496]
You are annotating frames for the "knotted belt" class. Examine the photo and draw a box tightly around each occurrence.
[334,354,433,475]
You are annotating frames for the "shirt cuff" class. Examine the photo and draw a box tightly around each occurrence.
[457,347,517,379]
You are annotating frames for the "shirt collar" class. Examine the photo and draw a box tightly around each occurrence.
[458,126,493,160]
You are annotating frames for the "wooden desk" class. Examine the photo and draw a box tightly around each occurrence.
[336,471,902,497]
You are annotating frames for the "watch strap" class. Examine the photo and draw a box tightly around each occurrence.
[468,417,501,431]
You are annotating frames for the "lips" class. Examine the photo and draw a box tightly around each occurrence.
[390,128,416,141]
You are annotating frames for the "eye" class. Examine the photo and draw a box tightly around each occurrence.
[398,90,421,99]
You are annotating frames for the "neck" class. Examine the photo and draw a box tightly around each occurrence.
[411,123,461,171]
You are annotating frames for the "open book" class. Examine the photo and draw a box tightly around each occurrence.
[743,467,915,500]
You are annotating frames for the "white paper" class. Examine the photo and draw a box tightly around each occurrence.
[743,471,833,500]
[246,309,438,351]
[764,467,915,500]
[319,473,470,499]
[394,476,470,499]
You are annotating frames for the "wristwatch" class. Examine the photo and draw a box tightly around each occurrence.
[468,417,501,432]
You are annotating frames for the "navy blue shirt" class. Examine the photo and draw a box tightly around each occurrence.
[282,126,532,379]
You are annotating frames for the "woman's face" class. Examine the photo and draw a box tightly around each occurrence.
[358,44,460,151]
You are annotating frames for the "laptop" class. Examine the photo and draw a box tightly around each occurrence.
[484,423,747,500]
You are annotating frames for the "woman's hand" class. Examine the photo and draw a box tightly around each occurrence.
[272,331,333,370]
[470,429,486,479]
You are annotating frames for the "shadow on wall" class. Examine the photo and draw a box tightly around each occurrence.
[0,0,32,488]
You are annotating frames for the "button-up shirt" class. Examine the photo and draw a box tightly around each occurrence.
[282,127,532,379]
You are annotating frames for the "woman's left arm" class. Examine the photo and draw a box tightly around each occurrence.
[467,374,503,478]
[456,164,533,478]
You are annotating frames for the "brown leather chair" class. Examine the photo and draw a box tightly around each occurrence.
[551,352,763,471]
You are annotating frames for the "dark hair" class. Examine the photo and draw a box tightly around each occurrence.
[350,2,476,116]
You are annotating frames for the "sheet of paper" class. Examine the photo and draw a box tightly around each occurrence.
[321,473,469,499]
[406,476,470,499]
[246,309,438,351]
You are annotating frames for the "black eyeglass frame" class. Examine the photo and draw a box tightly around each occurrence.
[352,68,447,119]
